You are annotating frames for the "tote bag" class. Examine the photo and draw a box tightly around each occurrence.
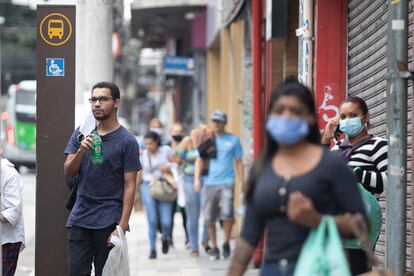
[147,151,177,202]
[343,184,382,249]
[294,216,351,276]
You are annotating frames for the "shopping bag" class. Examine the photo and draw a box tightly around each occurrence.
[294,216,351,276]
[347,214,395,276]
[343,184,382,249]
[102,225,130,276]
[149,176,177,201]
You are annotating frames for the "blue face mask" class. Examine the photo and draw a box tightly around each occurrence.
[339,117,364,138]
[266,116,309,145]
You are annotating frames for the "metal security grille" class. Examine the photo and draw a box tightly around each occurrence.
[347,0,413,270]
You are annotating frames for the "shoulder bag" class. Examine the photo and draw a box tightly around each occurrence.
[147,151,177,202]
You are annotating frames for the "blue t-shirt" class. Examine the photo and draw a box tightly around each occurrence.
[204,133,243,185]
[64,126,142,229]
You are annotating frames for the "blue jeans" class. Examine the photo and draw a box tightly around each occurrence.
[140,181,174,251]
[260,261,296,276]
[182,175,208,250]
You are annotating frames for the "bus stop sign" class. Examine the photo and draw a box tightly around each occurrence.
[36,5,75,276]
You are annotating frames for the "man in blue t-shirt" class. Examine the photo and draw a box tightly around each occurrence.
[64,82,141,276]
[194,110,244,260]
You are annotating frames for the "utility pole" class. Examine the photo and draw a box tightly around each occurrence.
[76,0,86,105]
[75,0,113,124]
[83,0,113,93]
[386,0,408,274]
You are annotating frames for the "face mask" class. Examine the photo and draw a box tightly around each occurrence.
[339,117,364,138]
[266,116,309,145]
[172,135,183,142]
[150,128,163,135]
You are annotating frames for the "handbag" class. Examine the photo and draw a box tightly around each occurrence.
[65,175,78,210]
[343,183,382,249]
[147,151,177,202]
[294,216,352,276]
[197,136,217,175]
[149,176,177,202]
[348,214,394,276]
[197,136,217,159]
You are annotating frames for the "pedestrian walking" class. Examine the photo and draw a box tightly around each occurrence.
[169,122,189,247]
[1,148,25,276]
[64,82,141,276]
[149,118,171,146]
[321,96,388,275]
[195,110,244,260]
[136,118,170,150]
[140,131,177,259]
[227,78,367,276]
[175,125,211,256]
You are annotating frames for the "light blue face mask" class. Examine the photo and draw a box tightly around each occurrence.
[266,116,309,145]
[339,117,364,138]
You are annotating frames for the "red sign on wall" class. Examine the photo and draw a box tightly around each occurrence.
[314,0,347,130]
[316,84,341,128]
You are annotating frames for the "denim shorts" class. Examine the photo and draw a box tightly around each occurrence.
[201,184,234,225]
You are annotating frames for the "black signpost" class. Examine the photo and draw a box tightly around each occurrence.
[36,5,75,275]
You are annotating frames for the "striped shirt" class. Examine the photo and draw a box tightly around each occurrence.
[332,136,388,197]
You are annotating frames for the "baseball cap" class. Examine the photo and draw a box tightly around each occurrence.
[210,110,227,123]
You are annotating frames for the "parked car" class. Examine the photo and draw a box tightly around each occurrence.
[1,80,36,170]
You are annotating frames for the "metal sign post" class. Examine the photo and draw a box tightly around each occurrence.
[386,0,408,274]
[36,5,75,275]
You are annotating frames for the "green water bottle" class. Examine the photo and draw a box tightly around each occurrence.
[91,130,103,165]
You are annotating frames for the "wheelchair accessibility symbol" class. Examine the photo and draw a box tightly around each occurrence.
[46,58,65,77]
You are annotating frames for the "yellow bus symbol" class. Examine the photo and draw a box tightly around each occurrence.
[39,13,72,46]
[48,19,64,40]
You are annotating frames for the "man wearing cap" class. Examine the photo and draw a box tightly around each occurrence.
[194,110,244,260]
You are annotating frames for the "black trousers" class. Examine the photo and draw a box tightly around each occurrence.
[68,224,116,276]
[348,249,369,275]
[169,200,188,242]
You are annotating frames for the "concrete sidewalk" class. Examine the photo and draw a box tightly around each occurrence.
[128,210,259,276]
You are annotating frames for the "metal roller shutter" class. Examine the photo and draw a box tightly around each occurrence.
[347,0,414,270]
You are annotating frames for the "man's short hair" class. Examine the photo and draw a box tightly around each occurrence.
[92,82,120,100]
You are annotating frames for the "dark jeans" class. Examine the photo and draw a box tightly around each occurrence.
[170,204,188,242]
[260,261,296,276]
[2,242,22,276]
[68,224,116,276]
[167,198,188,242]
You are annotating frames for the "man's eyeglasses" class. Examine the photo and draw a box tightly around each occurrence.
[88,96,113,104]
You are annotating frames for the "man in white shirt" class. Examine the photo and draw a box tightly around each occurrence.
[0,148,25,275]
